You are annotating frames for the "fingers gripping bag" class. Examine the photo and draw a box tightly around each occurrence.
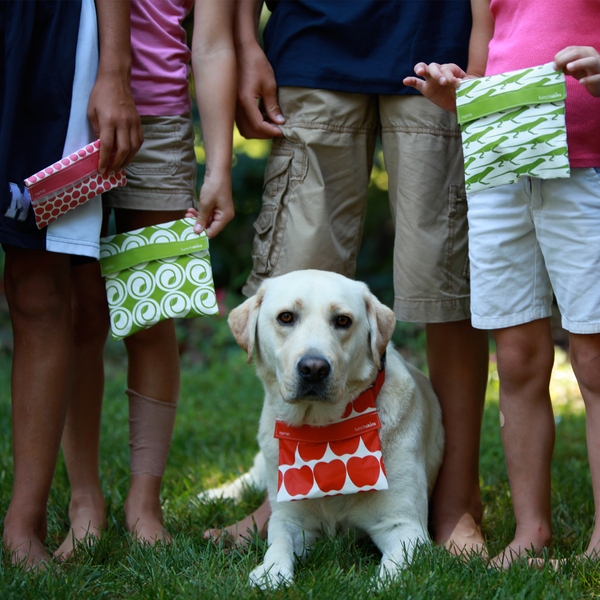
[456,62,570,192]
[99,218,218,340]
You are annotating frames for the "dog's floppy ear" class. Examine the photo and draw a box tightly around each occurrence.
[227,289,264,363]
[365,292,396,369]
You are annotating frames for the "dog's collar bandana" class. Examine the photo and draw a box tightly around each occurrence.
[274,368,388,502]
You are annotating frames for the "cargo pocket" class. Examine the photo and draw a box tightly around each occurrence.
[447,184,470,283]
[251,152,294,275]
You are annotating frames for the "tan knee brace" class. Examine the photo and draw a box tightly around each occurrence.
[127,389,177,478]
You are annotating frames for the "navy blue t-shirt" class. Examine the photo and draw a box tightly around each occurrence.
[263,0,472,95]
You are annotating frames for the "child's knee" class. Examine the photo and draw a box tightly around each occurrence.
[5,253,71,322]
[496,343,554,390]
[570,333,600,393]
[8,276,70,324]
[123,319,178,352]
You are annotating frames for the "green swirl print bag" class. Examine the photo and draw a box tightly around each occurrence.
[100,218,219,340]
[456,62,570,192]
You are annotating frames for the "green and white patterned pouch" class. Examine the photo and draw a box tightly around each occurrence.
[100,218,218,340]
[456,62,570,192]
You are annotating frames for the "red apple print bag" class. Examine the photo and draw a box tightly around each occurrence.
[275,369,388,502]
[24,139,126,229]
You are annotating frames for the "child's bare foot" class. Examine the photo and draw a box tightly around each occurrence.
[527,556,561,570]
[490,528,552,569]
[490,545,528,570]
[435,512,487,558]
[124,475,171,545]
[584,534,600,559]
[126,511,172,544]
[4,508,51,570]
[53,496,106,561]
[4,531,51,570]
[529,545,600,570]
[204,500,270,547]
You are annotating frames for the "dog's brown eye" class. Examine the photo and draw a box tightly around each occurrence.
[277,312,295,325]
[335,315,352,329]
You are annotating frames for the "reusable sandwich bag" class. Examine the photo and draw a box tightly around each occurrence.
[275,369,388,502]
[24,139,126,228]
[456,62,570,192]
[99,218,218,340]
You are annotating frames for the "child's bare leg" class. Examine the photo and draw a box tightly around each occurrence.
[112,209,182,544]
[2,247,73,568]
[204,498,271,545]
[427,320,489,556]
[123,319,179,544]
[55,261,109,559]
[491,319,555,569]
[569,332,600,557]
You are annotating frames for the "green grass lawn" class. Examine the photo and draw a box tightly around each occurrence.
[0,318,598,599]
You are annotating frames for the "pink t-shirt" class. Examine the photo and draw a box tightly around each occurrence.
[130,0,194,116]
[486,0,600,168]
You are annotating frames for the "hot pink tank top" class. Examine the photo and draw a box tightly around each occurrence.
[486,0,600,168]
[130,0,194,116]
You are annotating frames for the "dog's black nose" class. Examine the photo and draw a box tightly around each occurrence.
[297,356,331,382]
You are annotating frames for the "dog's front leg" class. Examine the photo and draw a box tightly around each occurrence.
[249,512,310,589]
[371,522,429,584]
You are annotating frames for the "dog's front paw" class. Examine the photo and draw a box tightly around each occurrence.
[249,561,294,590]
[375,554,406,587]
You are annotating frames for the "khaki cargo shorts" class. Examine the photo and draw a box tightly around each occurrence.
[243,88,471,323]
[103,113,197,211]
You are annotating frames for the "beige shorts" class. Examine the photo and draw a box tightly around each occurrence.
[243,88,470,323]
[103,113,197,211]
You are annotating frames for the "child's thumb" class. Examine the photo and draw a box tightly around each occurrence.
[193,215,207,234]
[263,90,285,124]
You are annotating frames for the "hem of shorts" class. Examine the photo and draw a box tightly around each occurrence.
[103,191,196,211]
[46,235,99,260]
[0,230,45,252]
[242,272,264,298]
[471,307,551,330]
[393,297,471,324]
[380,124,461,137]
[561,318,600,334]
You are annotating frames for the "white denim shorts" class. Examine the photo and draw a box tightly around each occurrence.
[467,168,600,333]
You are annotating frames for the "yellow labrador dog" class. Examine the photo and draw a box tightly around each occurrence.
[211,270,443,588]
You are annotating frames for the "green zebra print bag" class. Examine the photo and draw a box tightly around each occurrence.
[100,218,219,340]
[456,62,570,192]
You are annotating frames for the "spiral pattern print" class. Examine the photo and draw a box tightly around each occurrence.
[100,218,219,340]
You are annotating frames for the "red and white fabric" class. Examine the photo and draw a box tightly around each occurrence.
[24,139,126,229]
[275,369,388,502]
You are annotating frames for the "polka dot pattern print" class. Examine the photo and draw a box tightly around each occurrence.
[24,140,126,229]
